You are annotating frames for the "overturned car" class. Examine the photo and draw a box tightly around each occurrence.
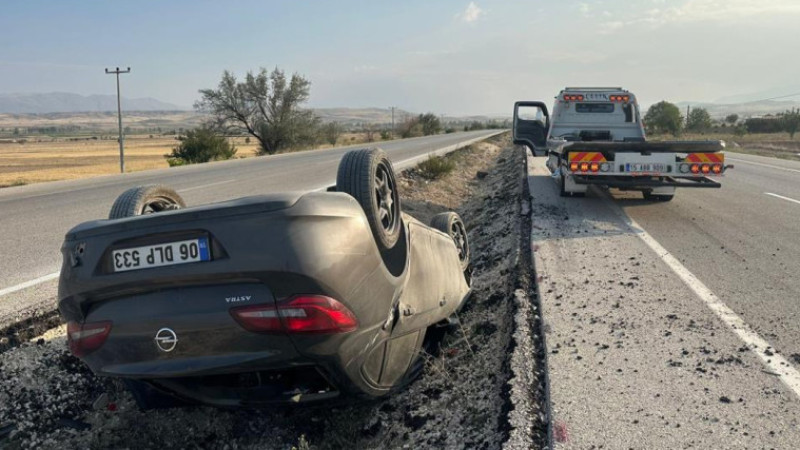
[58,148,472,408]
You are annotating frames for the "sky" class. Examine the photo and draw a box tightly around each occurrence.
[1,0,798,115]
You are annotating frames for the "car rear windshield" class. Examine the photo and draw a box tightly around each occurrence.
[575,103,614,113]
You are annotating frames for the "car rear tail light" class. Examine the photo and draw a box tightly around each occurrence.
[67,321,112,357]
[711,164,722,174]
[231,295,358,334]
[570,162,579,172]
[700,164,711,174]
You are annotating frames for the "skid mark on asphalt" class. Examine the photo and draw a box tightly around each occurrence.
[765,192,800,206]
[605,194,800,400]
[0,272,59,299]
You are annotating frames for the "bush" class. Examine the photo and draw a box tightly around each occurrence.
[417,155,455,180]
[165,127,237,166]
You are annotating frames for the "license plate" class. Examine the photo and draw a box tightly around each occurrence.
[112,238,210,272]
[625,163,666,172]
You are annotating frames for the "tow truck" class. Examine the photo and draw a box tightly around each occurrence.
[513,87,731,201]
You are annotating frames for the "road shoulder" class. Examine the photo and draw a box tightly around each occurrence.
[527,151,800,449]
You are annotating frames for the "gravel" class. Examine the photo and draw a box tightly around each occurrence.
[0,134,549,449]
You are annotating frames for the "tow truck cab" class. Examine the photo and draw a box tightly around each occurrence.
[513,87,729,201]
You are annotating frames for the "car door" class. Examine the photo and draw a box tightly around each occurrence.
[513,101,550,156]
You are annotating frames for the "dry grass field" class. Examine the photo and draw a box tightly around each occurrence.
[0,133,374,187]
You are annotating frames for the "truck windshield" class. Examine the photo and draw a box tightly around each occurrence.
[576,103,614,113]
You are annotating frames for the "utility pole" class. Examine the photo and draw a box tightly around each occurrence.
[105,67,131,173]
[390,106,396,139]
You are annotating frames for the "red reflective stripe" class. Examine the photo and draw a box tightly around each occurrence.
[590,153,606,162]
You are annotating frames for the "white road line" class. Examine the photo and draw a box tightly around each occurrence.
[765,192,800,206]
[727,157,800,174]
[604,197,800,399]
[0,272,59,298]
[178,179,236,193]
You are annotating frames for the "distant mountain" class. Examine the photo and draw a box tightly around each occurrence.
[0,92,185,114]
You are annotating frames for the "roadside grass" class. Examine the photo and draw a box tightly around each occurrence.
[417,154,457,180]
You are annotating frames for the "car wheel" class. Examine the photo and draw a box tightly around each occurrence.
[431,212,470,271]
[108,185,186,219]
[337,148,402,251]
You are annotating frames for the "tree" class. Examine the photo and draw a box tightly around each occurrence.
[780,108,800,139]
[686,107,713,132]
[417,113,441,136]
[12,127,19,136]
[196,67,320,155]
[165,127,237,166]
[643,101,683,136]
[725,114,739,125]
[399,116,422,138]
[321,122,342,146]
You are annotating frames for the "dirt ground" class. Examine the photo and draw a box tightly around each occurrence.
[0,132,377,187]
[0,135,548,449]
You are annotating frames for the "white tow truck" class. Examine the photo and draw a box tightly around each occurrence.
[513,87,732,201]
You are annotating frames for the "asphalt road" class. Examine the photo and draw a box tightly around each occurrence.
[0,130,501,322]
[618,152,800,372]
[529,150,800,448]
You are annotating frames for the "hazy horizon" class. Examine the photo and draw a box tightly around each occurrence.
[2,1,799,115]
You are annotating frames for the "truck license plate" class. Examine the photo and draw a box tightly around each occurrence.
[625,163,666,172]
[112,238,210,272]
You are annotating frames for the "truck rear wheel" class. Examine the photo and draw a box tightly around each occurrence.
[642,191,674,202]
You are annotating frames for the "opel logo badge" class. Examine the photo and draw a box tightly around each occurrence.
[154,328,178,352]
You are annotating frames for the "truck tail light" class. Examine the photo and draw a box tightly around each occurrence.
[590,162,600,172]
[67,321,112,357]
[609,95,630,102]
[580,162,590,172]
[711,164,722,174]
[231,296,358,334]
[570,162,579,171]
[563,94,584,101]
[690,164,701,174]
[700,164,711,174]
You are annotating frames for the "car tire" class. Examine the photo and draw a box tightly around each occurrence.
[337,148,402,251]
[642,191,674,202]
[108,185,186,219]
[430,212,470,271]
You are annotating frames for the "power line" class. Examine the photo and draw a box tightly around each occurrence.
[105,67,131,173]
[754,92,800,102]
